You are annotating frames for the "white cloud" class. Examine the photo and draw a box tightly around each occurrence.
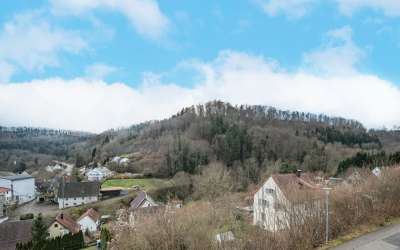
[255,0,317,18]
[50,0,170,40]
[85,63,118,79]
[1,47,400,133]
[302,26,364,76]
[0,12,86,81]
[336,0,400,16]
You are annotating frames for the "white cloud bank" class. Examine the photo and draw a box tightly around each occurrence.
[1,26,400,133]
[336,0,400,16]
[256,0,317,18]
[50,0,170,40]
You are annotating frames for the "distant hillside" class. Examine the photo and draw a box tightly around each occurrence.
[0,126,93,172]
[68,101,395,186]
[2,101,398,183]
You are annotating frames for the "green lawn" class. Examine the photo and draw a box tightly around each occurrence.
[80,246,96,250]
[101,178,172,191]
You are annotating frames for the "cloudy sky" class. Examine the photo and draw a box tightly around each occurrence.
[1,0,400,133]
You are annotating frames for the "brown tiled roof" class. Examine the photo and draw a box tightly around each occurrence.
[55,213,80,234]
[0,187,10,193]
[272,173,322,202]
[0,220,32,250]
[78,208,100,222]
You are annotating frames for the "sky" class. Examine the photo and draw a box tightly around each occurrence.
[1,0,400,133]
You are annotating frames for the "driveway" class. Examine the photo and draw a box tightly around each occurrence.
[9,200,59,220]
[332,224,400,250]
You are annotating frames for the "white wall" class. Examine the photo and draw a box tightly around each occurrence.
[0,178,35,204]
[253,177,289,231]
[58,196,98,209]
[78,216,98,232]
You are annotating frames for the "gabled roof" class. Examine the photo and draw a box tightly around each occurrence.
[130,191,156,210]
[0,174,33,181]
[55,213,80,234]
[58,182,100,198]
[271,173,321,202]
[0,220,32,250]
[78,208,101,222]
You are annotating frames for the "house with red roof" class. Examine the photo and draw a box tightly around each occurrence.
[48,213,80,238]
[77,208,101,233]
[253,170,323,231]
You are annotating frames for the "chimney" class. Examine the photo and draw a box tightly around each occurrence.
[60,213,64,219]
[296,169,302,178]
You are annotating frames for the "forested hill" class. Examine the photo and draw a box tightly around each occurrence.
[69,101,394,185]
[0,126,93,172]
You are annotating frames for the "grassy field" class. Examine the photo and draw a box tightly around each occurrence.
[101,178,173,191]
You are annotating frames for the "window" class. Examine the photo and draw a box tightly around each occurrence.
[258,199,269,208]
[265,188,275,194]
[261,212,266,221]
[54,223,58,228]
[74,198,76,200]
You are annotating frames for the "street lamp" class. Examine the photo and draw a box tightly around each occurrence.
[322,187,332,244]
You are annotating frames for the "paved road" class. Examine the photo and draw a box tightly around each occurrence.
[332,224,400,250]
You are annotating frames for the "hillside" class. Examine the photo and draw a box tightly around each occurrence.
[2,101,399,184]
[0,127,93,172]
[67,101,398,186]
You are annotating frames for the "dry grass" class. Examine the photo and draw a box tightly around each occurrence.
[109,168,400,250]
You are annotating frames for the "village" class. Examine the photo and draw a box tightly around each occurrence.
[0,154,392,250]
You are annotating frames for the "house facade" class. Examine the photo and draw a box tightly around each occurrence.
[0,190,8,223]
[0,174,35,204]
[253,171,321,231]
[130,191,158,211]
[57,182,100,209]
[86,167,112,182]
[48,213,80,238]
[77,208,100,233]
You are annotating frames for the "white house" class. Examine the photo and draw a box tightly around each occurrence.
[86,167,113,182]
[130,191,157,211]
[57,182,100,209]
[0,187,12,203]
[0,174,35,204]
[0,190,8,223]
[253,171,321,231]
[77,208,101,233]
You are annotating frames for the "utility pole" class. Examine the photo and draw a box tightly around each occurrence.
[322,187,332,244]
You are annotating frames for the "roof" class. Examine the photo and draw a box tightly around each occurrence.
[0,187,10,193]
[0,174,33,181]
[55,213,80,234]
[78,208,101,222]
[130,191,156,210]
[58,182,100,198]
[271,173,321,202]
[0,220,32,250]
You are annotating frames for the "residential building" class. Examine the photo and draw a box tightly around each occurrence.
[77,208,101,233]
[0,190,8,223]
[0,220,32,250]
[86,167,113,181]
[0,187,11,203]
[253,170,322,231]
[48,213,80,238]
[0,174,35,204]
[130,191,157,211]
[57,182,100,209]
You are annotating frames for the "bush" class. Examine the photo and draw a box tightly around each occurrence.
[20,213,34,220]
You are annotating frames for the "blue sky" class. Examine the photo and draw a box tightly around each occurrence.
[1,0,400,132]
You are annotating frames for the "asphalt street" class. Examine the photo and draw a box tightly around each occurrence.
[332,224,400,250]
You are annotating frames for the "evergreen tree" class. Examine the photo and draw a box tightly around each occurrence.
[32,213,49,250]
